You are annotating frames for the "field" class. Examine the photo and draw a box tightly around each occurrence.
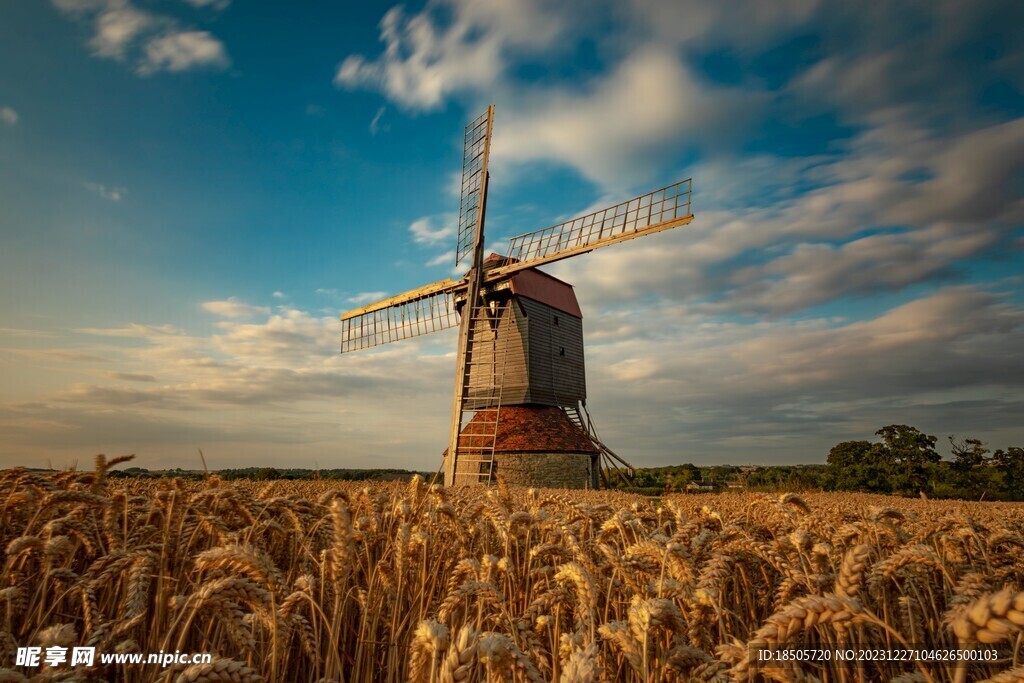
[2,459,1024,682]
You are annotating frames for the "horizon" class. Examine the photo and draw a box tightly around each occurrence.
[1,0,1023,471]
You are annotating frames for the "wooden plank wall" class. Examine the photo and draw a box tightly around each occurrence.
[519,297,587,406]
[463,296,587,407]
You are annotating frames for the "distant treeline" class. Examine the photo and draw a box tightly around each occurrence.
[611,424,1024,501]
[114,467,434,482]
[106,423,1022,501]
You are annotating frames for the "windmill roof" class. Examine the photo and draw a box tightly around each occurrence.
[484,254,582,318]
[447,405,599,454]
[510,269,583,318]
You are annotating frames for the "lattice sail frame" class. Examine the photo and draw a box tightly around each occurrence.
[504,179,692,266]
[455,109,494,267]
[340,290,458,353]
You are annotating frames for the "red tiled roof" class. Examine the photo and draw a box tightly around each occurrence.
[450,405,598,454]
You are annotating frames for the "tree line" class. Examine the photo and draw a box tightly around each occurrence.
[823,424,1022,500]
[610,424,1023,501]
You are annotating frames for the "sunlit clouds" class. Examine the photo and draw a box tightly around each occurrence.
[1,0,1022,469]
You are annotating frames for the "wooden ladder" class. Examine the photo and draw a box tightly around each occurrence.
[452,302,512,484]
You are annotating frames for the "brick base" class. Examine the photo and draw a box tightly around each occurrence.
[453,451,598,489]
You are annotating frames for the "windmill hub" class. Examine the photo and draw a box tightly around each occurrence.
[339,106,694,488]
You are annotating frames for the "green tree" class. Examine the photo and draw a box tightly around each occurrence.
[949,436,990,499]
[993,447,1024,500]
[874,424,940,495]
[666,463,700,491]
[825,440,877,491]
[253,467,281,481]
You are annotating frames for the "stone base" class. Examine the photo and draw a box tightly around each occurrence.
[445,404,602,488]
[452,451,599,489]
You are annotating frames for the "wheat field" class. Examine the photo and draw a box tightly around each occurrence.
[1,457,1023,682]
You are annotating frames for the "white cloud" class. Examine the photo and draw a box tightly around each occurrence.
[2,298,461,469]
[201,298,270,318]
[75,323,184,337]
[272,291,286,299]
[575,286,1024,463]
[409,216,455,244]
[51,0,230,75]
[181,0,230,9]
[140,30,230,74]
[369,106,387,135]
[0,107,18,126]
[333,1,764,192]
[426,251,454,267]
[6,348,110,363]
[334,0,1023,205]
[345,291,388,305]
[208,308,343,366]
[84,182,126,201]
[490,47,760,190]
[626,0,820,52]
[335,0,567,111]
[4,288,1023,468]
[105,371,157,382]
[0,327,48,337]
[725,225,998,315]
[11,1,1023,469]
[542,115,1024,316]
[89,2,153,58]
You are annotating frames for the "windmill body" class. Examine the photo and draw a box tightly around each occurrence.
[447,258,598,487]
[461,258,586,409]
[339,106,694,488]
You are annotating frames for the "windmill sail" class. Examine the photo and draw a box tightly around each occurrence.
[447,106,496,486]
[340,283,460,353]
[340,180,693,353]
[455,108,495,267]
[495,179,693,276]
[339,179,694,353]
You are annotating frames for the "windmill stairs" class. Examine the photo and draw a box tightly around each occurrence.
[564,402,636,487]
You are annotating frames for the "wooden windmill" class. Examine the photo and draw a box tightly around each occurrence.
[340,106,693,487]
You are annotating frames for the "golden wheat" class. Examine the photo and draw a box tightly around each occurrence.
[1,464,1024,681]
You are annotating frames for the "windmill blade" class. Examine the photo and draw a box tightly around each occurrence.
[492,179,693,276]
[340,281,462,353]
[455,107,495,267]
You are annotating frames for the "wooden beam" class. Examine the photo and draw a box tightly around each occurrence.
[340,277,464,320]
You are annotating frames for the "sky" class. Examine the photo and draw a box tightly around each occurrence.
[0,0,1022,471]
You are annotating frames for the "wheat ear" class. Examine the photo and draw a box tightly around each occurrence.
[949,590,1024,644]
[173,657,264,682]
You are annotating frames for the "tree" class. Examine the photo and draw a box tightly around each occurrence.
[666,463,700,491]
[825,440,876,491]
[949,436,990,499]
[993,447,1024,500]
[875,425,940,495]
[253,467,282,481]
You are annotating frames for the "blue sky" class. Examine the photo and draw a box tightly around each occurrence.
[1,0,1022,471]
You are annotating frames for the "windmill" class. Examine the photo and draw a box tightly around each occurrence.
[340,106,693,487]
